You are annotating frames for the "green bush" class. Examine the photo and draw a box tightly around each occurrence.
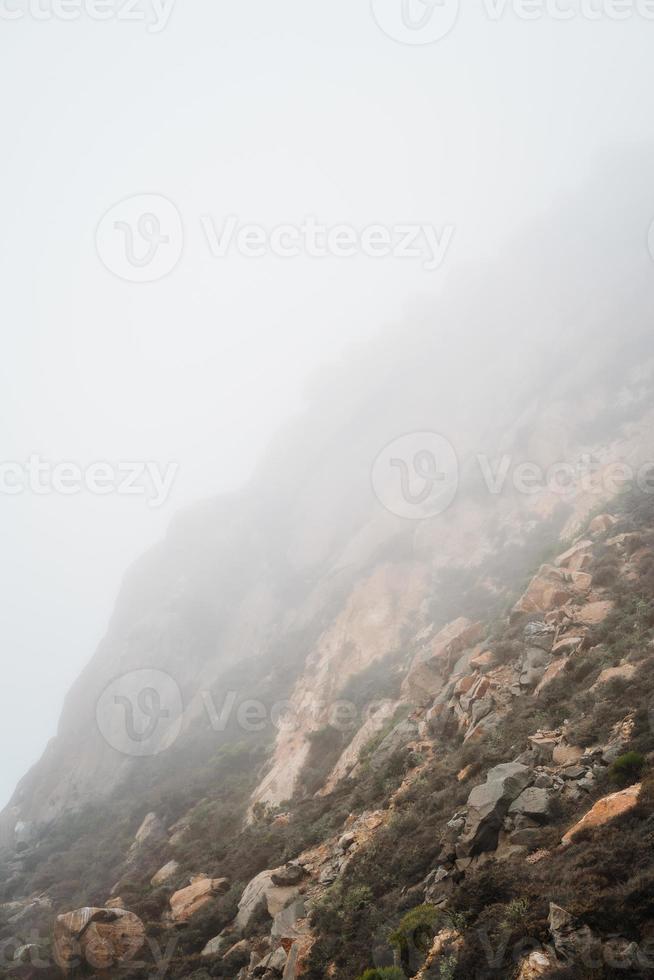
[389,903,440,957]
[609,751,646,786]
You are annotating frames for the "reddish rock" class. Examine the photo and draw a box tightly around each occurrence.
[562,784,641,845]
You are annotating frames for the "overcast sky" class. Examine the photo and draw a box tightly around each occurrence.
[1,1,653,807]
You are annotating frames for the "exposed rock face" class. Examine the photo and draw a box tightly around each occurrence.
[457,762,532,856]
[53,907,145,971]
[249,562,430,812]
[511,565,572,622]
[403,618,485,704]
[561,784,641,845]
[169,876,230,923]
[318,700,398,794]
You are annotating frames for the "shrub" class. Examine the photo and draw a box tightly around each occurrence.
[609,751,646,786]
[355,970,406,980]
[389,903,440,960]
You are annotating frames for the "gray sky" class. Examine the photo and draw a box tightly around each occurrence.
[1,0,653,807]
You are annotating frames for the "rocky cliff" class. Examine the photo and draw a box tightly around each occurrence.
[3,155,654,979]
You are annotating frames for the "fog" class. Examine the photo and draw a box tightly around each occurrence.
[1,1,653,807]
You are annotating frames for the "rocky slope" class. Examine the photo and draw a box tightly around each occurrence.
[3,154,654,978]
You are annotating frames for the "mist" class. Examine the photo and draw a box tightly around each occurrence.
[1,0,654,820]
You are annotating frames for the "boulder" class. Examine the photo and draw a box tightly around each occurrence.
[548,903,601,963]
[516,949,560,978]
[509,787,551,823]
[555,540,593,571]
[524,621,556,651]
[151,859,180,888]
[169,876,230,923]
[54,907,145,971]
[457,762,532,857]
[561,784,641,845]
[236,870,301,931]
[402,618,484,702]
[271,864,305,887]
[127,812,167,862]
[511,568,571,622]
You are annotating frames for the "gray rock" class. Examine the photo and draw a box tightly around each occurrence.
[369,719,419,770]
[524,622,555,651]
[271,864,305,887]
[509,787,551,823]
[457,762,532,857]
[549,903,602,963]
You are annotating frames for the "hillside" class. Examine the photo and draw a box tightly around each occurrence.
[3,157,654,979]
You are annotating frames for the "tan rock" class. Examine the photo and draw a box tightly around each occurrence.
[562,784,641,845]
[592,662,637,688]
[569,571,592,593]
[552,741,583,766]
[105,897,124,909]
[576,600,614,625]
[511,565,571,621]
[169,876,230,923]
[551,635,584,656]
[454,674,478,696]
[555,540,593,571]
[534,659,567,696]
[54,907,145,971]
[412,928,463,980]
[516,949,559,978]
[588,514,617,536]
[469,650,497,671]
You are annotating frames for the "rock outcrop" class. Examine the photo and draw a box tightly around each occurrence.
[53,906,145,971]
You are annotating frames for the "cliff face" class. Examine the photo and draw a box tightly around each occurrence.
[4,155,654,979]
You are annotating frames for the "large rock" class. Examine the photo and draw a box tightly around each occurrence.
[53,907,145,971]
[457,762,532,856]
[169,876,230,923]
[402,618,484,703]
[127,812,167,862]
[236,870,301,931]
[548,903,601,963]
[509,787,551,823]
[561,784,641,845]
[511,566,571,622]
[151,859,180,887]
[516,949,560,978]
